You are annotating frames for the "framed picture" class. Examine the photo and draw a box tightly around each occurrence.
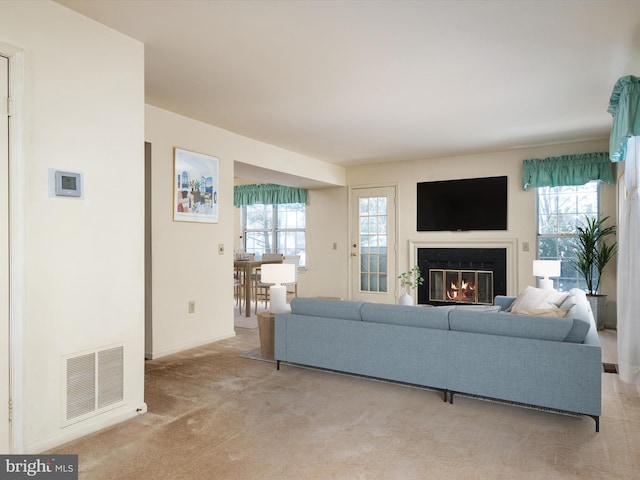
[173,147,219,223]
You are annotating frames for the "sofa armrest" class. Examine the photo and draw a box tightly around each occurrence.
[494,295,516,311]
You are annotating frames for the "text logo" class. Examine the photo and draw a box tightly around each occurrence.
[0,455,77,479]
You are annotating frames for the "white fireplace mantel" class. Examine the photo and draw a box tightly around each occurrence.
[408,238,519,296]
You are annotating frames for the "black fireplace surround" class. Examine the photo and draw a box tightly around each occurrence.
[417,248,507,306]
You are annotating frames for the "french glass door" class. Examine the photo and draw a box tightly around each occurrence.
[349,186,396,304]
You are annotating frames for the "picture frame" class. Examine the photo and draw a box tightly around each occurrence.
[173,147,219,223]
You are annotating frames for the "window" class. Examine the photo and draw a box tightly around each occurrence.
[242,203,306,266]
[536,181,599,291]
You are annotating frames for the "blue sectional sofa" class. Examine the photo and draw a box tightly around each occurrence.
[274,288,602,431]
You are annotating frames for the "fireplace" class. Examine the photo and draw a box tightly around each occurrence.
[417,248,507,306]
[429,269,494,304]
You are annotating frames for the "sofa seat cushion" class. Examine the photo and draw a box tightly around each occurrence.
[289,297,364,321]
[449,310,576,342]
[360,303,449,330]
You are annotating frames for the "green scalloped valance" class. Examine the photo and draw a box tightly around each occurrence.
[608,75,640,162]
[234,183,307,206]
[522,152,614,190]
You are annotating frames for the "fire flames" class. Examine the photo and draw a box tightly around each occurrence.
[428,268,493,305]
[446,279,475,301]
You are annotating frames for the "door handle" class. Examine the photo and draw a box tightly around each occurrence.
[351,253,357,257]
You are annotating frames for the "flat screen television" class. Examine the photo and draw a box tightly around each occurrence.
[417,176,507,231]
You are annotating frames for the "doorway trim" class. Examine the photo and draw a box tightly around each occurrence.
[348,183,398,303]
[1,40,26,453]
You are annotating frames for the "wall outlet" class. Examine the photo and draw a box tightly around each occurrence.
[218,243,224,255]
[188,301,195,314]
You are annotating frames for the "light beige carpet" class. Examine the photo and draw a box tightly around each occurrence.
[234,299,270,329]
[239,347,273,363]
[234,316,258,329]
[50,328,640,480]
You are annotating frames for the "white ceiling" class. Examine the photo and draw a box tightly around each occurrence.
[57,0,640,175]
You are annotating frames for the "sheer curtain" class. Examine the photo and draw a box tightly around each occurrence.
[608,75,640,385]
[615,137,640,384]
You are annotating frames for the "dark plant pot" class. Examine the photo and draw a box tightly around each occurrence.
[587,294,607,331]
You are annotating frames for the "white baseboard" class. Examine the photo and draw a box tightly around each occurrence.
[146,331,236,360]
[27,407,140,454]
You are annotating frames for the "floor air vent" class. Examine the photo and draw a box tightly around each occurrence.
[64,345,124,425]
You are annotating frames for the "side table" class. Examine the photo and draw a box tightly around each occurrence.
[256,311,275,359]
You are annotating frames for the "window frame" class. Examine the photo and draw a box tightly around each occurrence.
[535,181,600,292]
[241,203,306,266]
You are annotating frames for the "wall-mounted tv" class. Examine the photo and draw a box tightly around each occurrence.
[417,176,508,231]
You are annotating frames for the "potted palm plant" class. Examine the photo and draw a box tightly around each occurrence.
[572,215,617,330]
[398,265,424,305]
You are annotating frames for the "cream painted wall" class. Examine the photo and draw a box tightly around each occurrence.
[145,106,236,358]
[146,105,349,358]
[0,1,145,452]
[346,139,618,325]
[297,187,350,298]
[235,148,346,187]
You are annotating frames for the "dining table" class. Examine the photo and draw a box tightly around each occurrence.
[234,258,283,317]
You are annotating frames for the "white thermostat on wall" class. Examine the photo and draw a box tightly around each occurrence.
[49,169,83,198]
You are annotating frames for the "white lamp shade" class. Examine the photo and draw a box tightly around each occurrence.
[261,263,295,314]
[532,260,561,278]
[261,263,295,285]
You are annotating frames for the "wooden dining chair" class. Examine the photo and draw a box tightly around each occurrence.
[283,255,300,297]
[234,267,244,313]
[234,253,255,313]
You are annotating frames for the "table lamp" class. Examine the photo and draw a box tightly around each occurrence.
[260,263,296,314]
[532,260,561,290]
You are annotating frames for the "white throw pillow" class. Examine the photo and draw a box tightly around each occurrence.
[508,286,569,312]
[559,293,577,310]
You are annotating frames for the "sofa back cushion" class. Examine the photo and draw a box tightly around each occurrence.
[360,303,450,330]
[289,297,364,321]
[449,310,575,342]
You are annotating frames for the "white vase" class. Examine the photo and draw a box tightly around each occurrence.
[399,292,413,305]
